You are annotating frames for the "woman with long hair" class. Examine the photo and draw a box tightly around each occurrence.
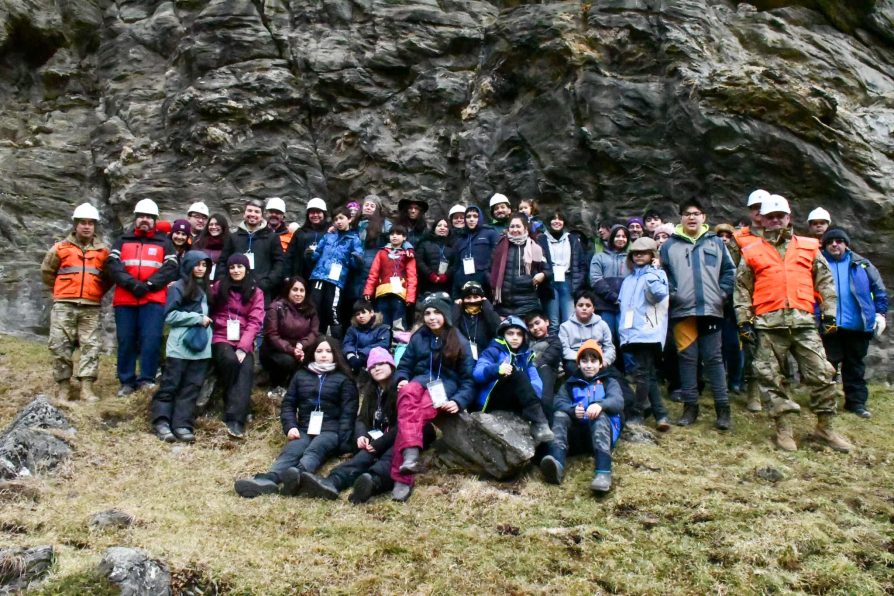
[416,217,456,296]
[537,209,588,331]
[192,213,230,275]
[490,214,552,317]
[396,198,429,247]
[260,276,320,390]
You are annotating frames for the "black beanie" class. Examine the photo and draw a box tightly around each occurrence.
[821,228,850,248]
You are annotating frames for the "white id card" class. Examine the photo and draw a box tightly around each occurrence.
[462,256,475,275]
[245,252,255,269]
[210,264,216,280]
[390,276,403,293]
[622,310,634,329]
[368,429,384,440]
[428,379,447,408]
[308,411,324,435]
[554,267,566,283]
[226,319,240,341]
[438,260,448,275]
[470,342,478,360]
[328,262,343,281]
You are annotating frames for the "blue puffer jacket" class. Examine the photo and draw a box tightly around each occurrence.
[618,264,670,347]
[395,326,476,410]
[310,229,363,289]
[342,318,392,361]
[472,338,543,411]
[823,249,888,332]
[349,217,393,299]
[553,370,623,445]
[452,206,500,294]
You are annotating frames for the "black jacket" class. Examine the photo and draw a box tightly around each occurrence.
[217,223,284,296]
[354,378,398,453]
[530,333,563,370]
[285,223,329,280]
[452,300,502,351]
[281,369,358,449]
[416,234,456,296]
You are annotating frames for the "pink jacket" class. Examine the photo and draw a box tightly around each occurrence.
[210,281,265,352]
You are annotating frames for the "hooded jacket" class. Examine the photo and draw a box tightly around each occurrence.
[209,279,265,353]
[451,206,500,293]
[310,228,363,289]
[472,317,543,410]
[343,314,392,361]
[395,326,476,410]
[660,224,735,319]
[558,313,616,365]
[588,225,629,312]
[285,218,330,280]
[618,263,669,347]
[417,232,457,295]
[364,245,418,303]
[262,297,320,356]
[164,250,213,360]
[281,367,358,449]
[216,220,284,296]
[553,369,623,444]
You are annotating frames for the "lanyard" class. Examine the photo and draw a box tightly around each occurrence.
[428,340,443,383]
[315,373,326,411]
[246,231,254,253]
[373,386,384,430]
[463,315,478,345]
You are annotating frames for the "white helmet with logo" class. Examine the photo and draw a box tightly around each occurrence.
[133,198,159,217]
[72,203,100,221]
[747,189,771,207]
[760,194,791,216]
[187,201,209,217]
[266,197,286,213]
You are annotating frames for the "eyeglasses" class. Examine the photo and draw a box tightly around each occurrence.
[682,211,703,218]
[826,239,846,245]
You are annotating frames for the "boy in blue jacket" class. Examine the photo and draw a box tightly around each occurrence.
[342,300,392,374]
[472,316,554,444]
[541,339,623,494]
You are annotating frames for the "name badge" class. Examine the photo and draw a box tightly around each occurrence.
[328,262,342,281]
[308,411,324,435]
[427,379,447,408]
[622,310,634,329]
[462,256,475,275]
[245,252,255,269]
[554,267,566,283]
[226,319,240,341]
[390,276,403,294]
[470,342,478,360]
[438,260,449,275]
[210,264,216,280]
[368,429,384,440]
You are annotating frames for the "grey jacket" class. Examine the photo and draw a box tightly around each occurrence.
[558,313,616,366]
[659,226,735,319]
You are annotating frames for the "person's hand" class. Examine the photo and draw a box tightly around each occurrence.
[652,256,661,268]
[357,436,370,450]
[364,295,372,302]
[398,380,409,390]
[532,272,546,287]
[820,314,838,336]
[293,344,304,360]
[498,361,513,376]
[738,321,757,346]
[287,427,301,440]
[575,404,585,420]
[365,442,377,453]
[429,272,439,283]
[439,400,459,414]
[586,403,602,420]
[874,313,887,339]
[235,349,246,364]
[202,316,212,327]
[130,281,149,298]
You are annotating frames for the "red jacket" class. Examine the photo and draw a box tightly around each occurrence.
[107,227,179,306]
[364,246,418,303]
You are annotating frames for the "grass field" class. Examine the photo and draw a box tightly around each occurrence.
[1,334,892,594]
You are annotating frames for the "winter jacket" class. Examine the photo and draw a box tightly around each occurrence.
[285,222,329,280]
[209,281,265,353]
[355,377,399,453]
[530,333,563,370]
[589,248,628,312]
[553,370,623,443]
[364,246,418,303]
[342,318,392,363]
[491,236,552,315]
[618,264,669,347]
[107,226,179,307]
[472,338,543,410]
[824,249,888,333]
[309,229,363,289]
[217,221,284,296]
[164,251,212,360]
[453,301,502,354]
[538,230,587,296]
[660,224,735,319]
[281,368,358,449]
[558,313,616,366]
[452,207,500,293]
[262,297,320,356]
[349,217,393,301]
[416,234,456,296]
[41,232,110,305]
[395,327,476,410]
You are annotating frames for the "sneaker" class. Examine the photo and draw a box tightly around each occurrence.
[154,422,176,443]
[655,417,671,432]
[234,476,279,498]
[225,421,245,439]
[349,473,378,504]
[137,382,157,394]
[172,427,195,443]
[298,473,339,500]
[117,385,136,398]
[590,472,613,494]
[280,466,302,496]
[846,407,871,419]
[539,455,564,485]
[391,481,412,502]
[398,448,422,475]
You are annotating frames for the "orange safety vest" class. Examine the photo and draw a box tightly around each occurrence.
[53,241,109,303]
[741,234,819,315]
[733,226,761,249]
[278,231,293,253]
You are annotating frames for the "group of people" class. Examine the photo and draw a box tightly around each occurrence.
[40,188,888,502]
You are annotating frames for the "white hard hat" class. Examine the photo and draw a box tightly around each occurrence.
[747,189,771,207]
[265,197,286,213]
[72,203,100,221]
[187,201,209,217]
[806,207,831,223]
[306,197,327,212]
[133,198,159,217]
[760,194,791,216]
[448,204,466,218]
[488,193,510,209]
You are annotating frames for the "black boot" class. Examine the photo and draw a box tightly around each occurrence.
[676,403,699,427]
[399,448,422,474]
[280,466,304,496]
[349,473,381,504]
[298,472,339,500]
[522,404,555,445]
[715,404,731,431]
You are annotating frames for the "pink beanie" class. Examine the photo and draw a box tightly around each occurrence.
[366,347,395,370]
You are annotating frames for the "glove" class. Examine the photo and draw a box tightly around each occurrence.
[346,353,361,370]
[738,321,756,346]
[874,313,887,338]
[820,314,838,336]
[438,274,449,284]
[429,272,439,283]
[130,281,149,298]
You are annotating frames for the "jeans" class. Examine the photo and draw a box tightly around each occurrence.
[545,282,574,333]
[376,294,407,329]
[115,303,166,387]
[270,431,340,481]
[151,357,209,430]
[821,328,872,410]
[212,343,254,423]
[624,343,668,420]
[537,365,558,418]
[673,317,729,407]
[327,447,395,492]
[547,411,613,473]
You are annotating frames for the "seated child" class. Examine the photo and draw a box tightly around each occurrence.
[559,290,615,375]
[540,340,623,494]
[452,280,501,360]
[342,299,392,374]
[525,310,563,415]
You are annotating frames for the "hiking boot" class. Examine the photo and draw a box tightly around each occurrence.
[539,455,564,485]
[137,382,158,394]
[391,481,412,502]
[769,398,801,417]
[399,448,422,475]
[55,380,72,401]
[745,381,762,412]
[675,403,699,427]
[590,472,612,494]
[655,417,671,432]
[226,421,245,439]
[117,385,136,398]
[172,427,195,443]
[154,422,176,443]
[667,390,682,403]
[812,415,854,453]
[80,380,100,403]
[530,422,555,445]
[774,415,797,452]
[234,476,279,498]
[280,466,303,496]
[349,473,379,504]
[715,404,731,431]
[299,473,339,500]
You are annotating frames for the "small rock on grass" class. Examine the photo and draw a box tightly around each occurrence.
[755,466,785,483]
[621,425,658,445]
[89,509,134,530]
[0,545,54,591]
[98,547,171,596]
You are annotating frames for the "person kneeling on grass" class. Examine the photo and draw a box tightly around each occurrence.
[540,339,623,495]
[234,336,358,498]
[472,316,554,444]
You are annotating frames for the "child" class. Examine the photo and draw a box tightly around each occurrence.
[525,311,563,415]
[363,224,418,329]
[472,316,554,444]
[619,237,671,431]
[234,336,358,498]
[541,340,623,494]
[559,290,615,375]
[518,199,544,236]
[452,280,501,360]
[150,250,212,443]
[309,207,363,338]
[342,300,392,374]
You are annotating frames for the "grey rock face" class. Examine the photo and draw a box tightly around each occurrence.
[0,545,55,592]
[436,411,536,480]
[0,397,74,480]
[98,547,172,596]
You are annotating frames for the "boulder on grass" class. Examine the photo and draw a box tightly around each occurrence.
[436,411,535,480]
[0,397,74,480]
[98,547,171,596]
[0,545,54,592]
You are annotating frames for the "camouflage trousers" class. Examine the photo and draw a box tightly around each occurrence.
[48,302,102,382]
[754,326,839,417]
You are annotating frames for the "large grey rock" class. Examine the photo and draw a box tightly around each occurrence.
[0,397,74,480]
[0,545,55,592]
[436,411,536,480]
[98,547,171,596]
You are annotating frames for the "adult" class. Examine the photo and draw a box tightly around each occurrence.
[266,197,292,253]
[589,224,629,358]
[820,228,888,418]
[107,199,179,397]
[396,197,428,247]
[186,201,210,237]
[452,205,499,296]
[448,204,466,234]
[592,219,611,255]
[490,214,551,317]
[660,198,735,430]
[284,197,329,281]
[192,213,230,275]
[715,223,744,394]
[260,276,320,390]
[537,209,588,331]
[626,217,645,241]
[40,203,110,402]
[217,198,284,304]
[416,217,456,296]
[735,195,851,452]
[807,207,831,240]
[488,193,512,234]
[210,254,265,438]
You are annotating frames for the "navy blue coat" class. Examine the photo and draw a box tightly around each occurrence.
[395,327,476,410]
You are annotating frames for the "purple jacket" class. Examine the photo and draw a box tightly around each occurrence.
[210,281,265,353]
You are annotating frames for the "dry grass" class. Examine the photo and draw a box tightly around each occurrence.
[1,334,893,594]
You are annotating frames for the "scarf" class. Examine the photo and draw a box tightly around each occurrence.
[508,231,529,246]
[490,236,544,304]
[307,361,336,375]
